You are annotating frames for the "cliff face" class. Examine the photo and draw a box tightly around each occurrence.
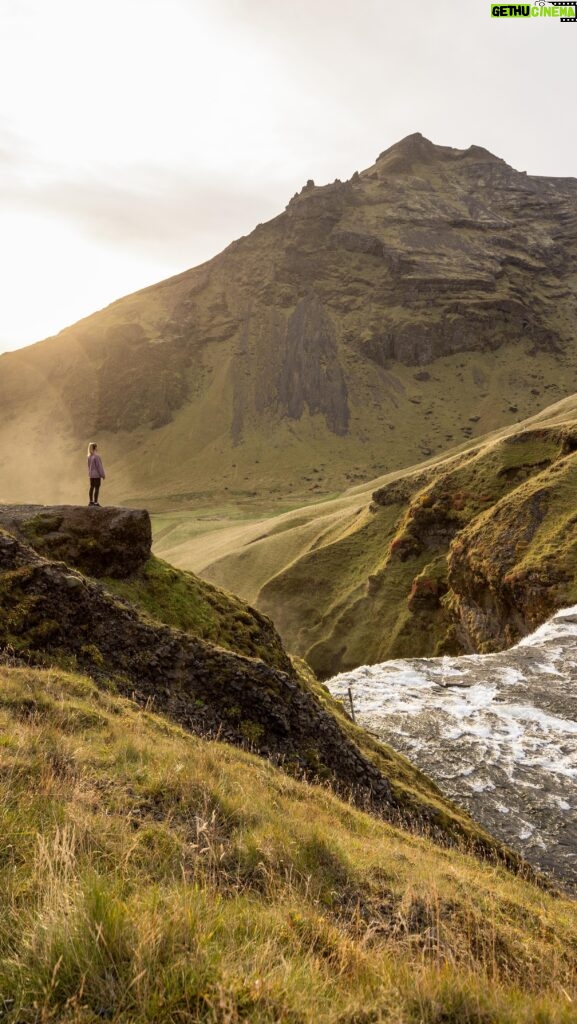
[1,134,576,507]
[446,479,571,653]
[368,425,577,662]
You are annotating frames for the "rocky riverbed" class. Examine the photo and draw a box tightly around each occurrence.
[327,607,577,890]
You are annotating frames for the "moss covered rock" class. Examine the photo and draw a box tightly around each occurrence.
[0,504,151,578]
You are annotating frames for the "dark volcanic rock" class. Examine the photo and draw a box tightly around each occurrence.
[0,505,151,578]
[362,305,559,368]
[278,295,349,434]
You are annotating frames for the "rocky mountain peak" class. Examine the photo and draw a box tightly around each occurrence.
[376,131,437,162]
[373,132,508,176]
[463,143,507,165]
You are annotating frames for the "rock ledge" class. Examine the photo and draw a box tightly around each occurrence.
[0,504,151,578]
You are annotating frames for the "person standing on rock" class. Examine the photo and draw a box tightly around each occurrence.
[87,442,105,507]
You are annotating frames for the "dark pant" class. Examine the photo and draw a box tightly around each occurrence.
[89,478,101,503]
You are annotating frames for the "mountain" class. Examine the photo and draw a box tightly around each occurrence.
[155,393,577,677]
[1,133,577,508]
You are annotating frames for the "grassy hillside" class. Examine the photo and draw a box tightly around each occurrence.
[95,553,523,856]
[1,660,577,1023]
[0,134,576,509]
[2,516,523,859]
[153,394,577,675]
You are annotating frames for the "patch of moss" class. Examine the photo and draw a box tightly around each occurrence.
[100,555,290,673]
[20,513,63,542]
[79,643,105,667]
[239,719,265,746]
[0,567,44,647]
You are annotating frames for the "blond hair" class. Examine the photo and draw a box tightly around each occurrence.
[87,442,98,456]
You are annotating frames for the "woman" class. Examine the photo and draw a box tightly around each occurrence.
[87,442,106,506]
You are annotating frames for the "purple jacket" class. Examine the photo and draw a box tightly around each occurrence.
[88,453,105,479]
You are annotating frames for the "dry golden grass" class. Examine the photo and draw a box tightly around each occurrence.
[1,662,576,1022]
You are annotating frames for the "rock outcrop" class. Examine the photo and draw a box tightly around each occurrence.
[447,482,567,652]
[0,505,151,578]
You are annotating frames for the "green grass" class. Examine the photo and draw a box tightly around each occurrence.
[99,555,291,672]
[1,661,577,1023]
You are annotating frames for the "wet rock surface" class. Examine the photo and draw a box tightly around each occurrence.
[328,608,577,890]
[0,504,151,578]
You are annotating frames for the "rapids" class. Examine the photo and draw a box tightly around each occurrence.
[327,607,577,889]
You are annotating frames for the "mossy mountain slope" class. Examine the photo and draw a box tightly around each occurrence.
[2,663,577,1023]
[0,510,519,863]
[173,395,577,677]
[1,133,576,508]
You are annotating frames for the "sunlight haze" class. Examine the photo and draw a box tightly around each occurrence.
[1,0,575,353]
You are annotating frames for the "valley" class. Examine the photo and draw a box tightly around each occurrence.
[153,393,577,677]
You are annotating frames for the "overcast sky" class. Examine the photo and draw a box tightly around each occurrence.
[1,0,575,353]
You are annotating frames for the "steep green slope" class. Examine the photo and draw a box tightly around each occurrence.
[1,661,577,1023]
[1,133,576,508]
[161,396,577,676]
[1,516,517,855]
[99,554,497,845]
[101,554,293,673]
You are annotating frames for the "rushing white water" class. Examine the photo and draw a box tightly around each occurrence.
[326,607,577,889]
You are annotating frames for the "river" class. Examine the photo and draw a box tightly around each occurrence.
[327,607,577,889]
